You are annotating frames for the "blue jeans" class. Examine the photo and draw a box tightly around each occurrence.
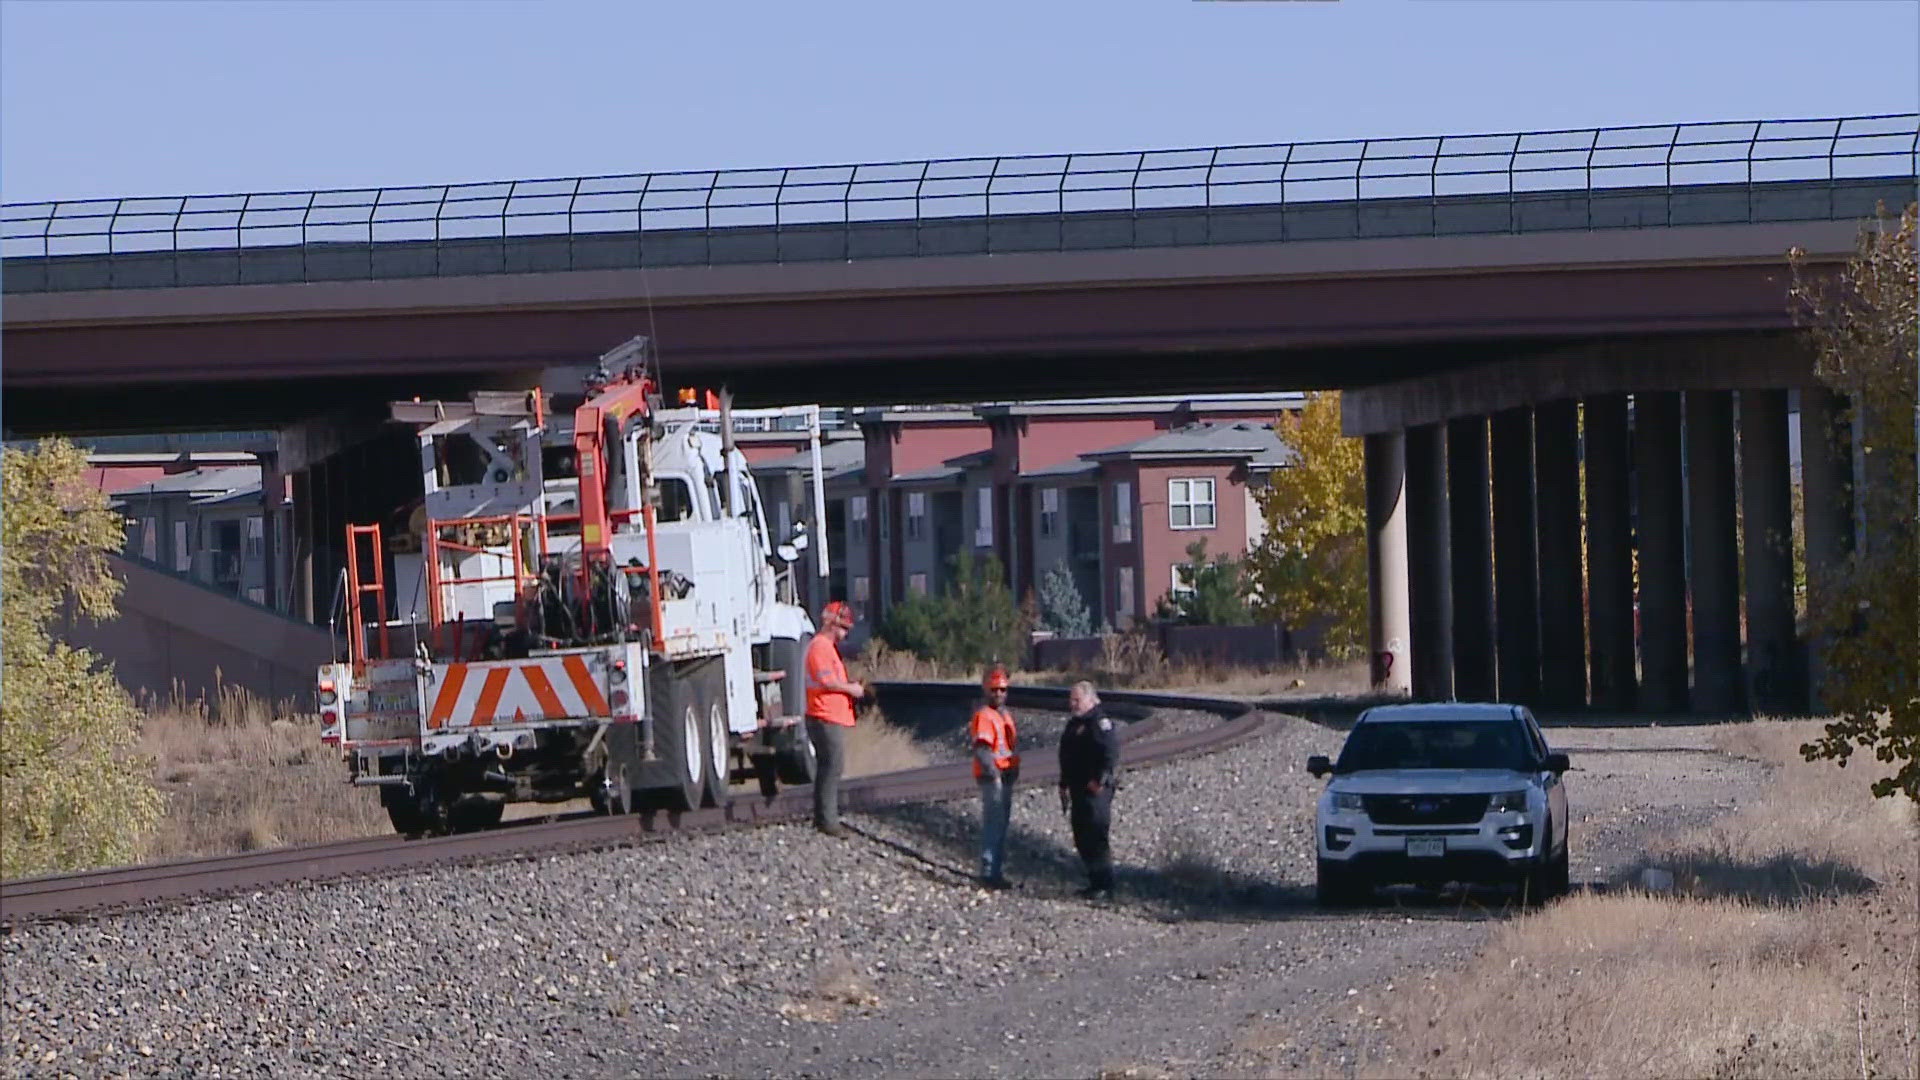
[978,768,1017,880]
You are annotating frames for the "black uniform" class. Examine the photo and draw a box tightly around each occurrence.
[1058,704,1121,895]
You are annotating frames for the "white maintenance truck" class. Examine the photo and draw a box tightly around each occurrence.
[318,336,830,835]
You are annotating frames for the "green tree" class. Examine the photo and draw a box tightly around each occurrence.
[1789,202,1919,801]
[2,440,165,877]
[1154,537,1253,626]
[877,550,1030,667]
[1245,391,1368,657]
[1037,562,1093,637]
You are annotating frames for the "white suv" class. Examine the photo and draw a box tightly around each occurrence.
[1307,702,1570,906]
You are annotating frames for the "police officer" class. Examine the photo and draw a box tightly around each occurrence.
[1057,679,1120,900]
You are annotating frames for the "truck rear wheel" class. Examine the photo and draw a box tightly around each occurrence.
[653,674,704,813]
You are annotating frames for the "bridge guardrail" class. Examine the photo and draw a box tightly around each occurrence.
[4,113,1915,291]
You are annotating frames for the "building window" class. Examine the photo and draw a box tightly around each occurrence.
[245,516,265,559]
[1112,481,1133,544]
[974,486,994,548]
[909,572,928,595]
[1117,565,1135,620]
[1171,563,1197,600]
[247,586,267,605]
[775,498,791,543]
[1169,477,1216,529]
[907,492,926,541]
[853,576,871,603]
[139,516,158,562]
[849,495,868,543]
[174,521,191,573]
[1039,488,1059,537]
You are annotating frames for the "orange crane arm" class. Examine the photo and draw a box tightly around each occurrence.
[572,373,666,650]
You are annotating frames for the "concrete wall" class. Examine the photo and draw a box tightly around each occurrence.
[57,554,333,709]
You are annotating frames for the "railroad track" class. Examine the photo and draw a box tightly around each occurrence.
[0,684,1276,927]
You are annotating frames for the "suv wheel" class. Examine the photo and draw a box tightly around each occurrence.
[1315,860,1370,908]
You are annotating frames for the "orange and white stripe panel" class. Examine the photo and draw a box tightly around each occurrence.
[425,656,611,729]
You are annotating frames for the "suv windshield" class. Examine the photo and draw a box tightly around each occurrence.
[1335,720,1533,773]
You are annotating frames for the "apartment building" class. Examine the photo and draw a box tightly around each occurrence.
[766,395,1300,632]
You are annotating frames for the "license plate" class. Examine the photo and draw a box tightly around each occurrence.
[1406,837,1446,858]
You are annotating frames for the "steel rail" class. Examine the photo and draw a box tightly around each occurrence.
[0,684,1275,927]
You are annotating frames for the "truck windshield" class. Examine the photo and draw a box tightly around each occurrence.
[1335,720,1532,773]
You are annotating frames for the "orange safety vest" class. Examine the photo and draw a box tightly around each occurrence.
[970,705,1019,780]
[804,633,856,726]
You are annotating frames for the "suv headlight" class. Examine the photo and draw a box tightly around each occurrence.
[1330,792,1365,812]
[1488,789,1529,813]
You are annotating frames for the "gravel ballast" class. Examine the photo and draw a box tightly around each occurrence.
[3,708,1768,1079]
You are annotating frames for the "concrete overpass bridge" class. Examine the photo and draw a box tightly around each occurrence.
[4,112,1914,717]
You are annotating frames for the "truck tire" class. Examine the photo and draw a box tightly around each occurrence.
[696,663,732,810]
[1315,860,1369,908]
[651,669,704,813]
[774,721,817,786]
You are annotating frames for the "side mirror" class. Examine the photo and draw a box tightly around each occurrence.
[1543,752,1570,775]
[787,522,810,553]
[1306,754,1332,779]
[775,543,800,563]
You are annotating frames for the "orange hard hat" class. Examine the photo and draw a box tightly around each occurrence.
[822,600,856,629]
[983,665,1010,690]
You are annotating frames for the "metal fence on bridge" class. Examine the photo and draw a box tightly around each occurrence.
[4,113,1915,290]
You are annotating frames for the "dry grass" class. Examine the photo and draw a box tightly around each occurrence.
[141,694,388,860]
[843,707,932,778]
[777,951,882,1023]
[1370,718,1920,1080]
[853,640,1372,701]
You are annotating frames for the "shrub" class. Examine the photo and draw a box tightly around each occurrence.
[876,550,1029,667]
[1153,537,1254,626]
[1037,561,1093,637]
[1,440,165,877]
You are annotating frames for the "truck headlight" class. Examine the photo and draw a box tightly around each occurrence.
[1488,790,1529,813]
[1331,792,1365,812]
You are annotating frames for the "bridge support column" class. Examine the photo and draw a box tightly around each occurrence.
[1687,390,1745,715]
[1534,399,1588,710]
[1740,389,1801,715]
[1365,430,1411,695]
[1799,386,1855,711]
[1491,407,1540,705]
[1447,416,1497,701]
[1635,392,1691,712]
[1583,394,1637,711]
[1406,422,1453,701]
[258,451,283,614]
[292,469,316,623]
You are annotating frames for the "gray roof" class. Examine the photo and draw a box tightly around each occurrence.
[1020,459,1101,481]
[113,465,263,502]
[754,438,866,479]
[1080,421,1295,467]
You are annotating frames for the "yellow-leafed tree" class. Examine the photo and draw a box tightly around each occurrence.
[1789,202,1919,801]
[1246,391,1368,658]
[1,439,164,878]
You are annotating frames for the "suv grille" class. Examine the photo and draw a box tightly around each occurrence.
[1362,793,1490,825]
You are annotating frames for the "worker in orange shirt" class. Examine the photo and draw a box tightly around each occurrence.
[805,600,870,837]
[970,664,1020,888]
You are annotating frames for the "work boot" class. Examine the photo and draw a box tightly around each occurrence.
[816,823,847,839]
[979,875,1011,891]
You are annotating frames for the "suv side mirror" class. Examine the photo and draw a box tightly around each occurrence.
[1543,752,1570,775]
[1306,754,1332,779]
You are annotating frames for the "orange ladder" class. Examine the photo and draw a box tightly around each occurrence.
[345,524,391,671]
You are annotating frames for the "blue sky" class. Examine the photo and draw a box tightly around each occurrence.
[2,0,1916,204]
